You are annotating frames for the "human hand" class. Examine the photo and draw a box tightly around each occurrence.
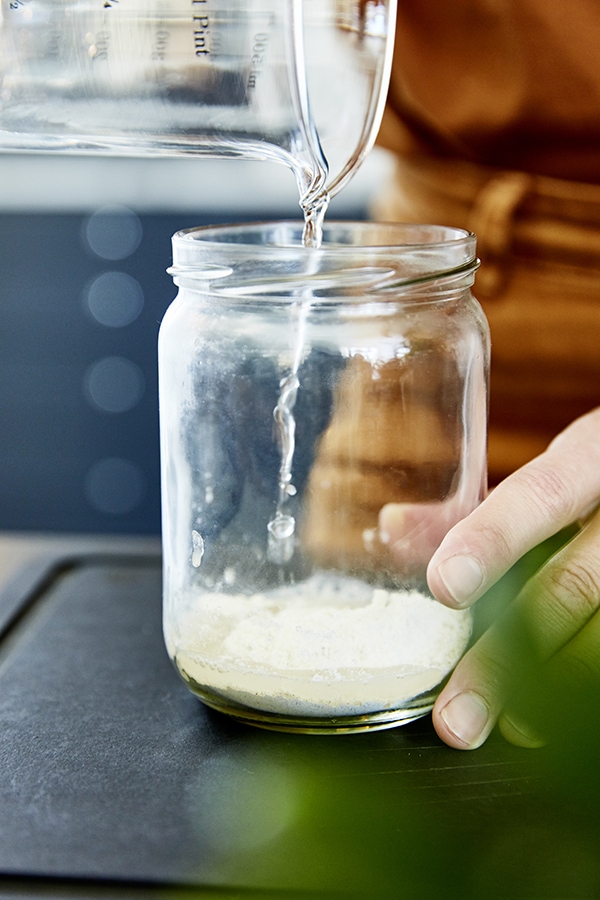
[426,407,600,750]
[378,493,481,576]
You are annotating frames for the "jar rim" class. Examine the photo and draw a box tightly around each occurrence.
[172,220,475,254]
[169,220,478,299]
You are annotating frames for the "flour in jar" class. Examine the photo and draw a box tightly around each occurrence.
[172,571,472,717]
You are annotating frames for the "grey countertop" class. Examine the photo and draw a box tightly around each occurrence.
[0,531,161,589]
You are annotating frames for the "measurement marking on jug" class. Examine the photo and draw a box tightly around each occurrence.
[192,0,209,57]
[247,33,269,90]
[152,28,171,61]
[89,30,110,62]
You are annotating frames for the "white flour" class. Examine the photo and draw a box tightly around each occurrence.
[172,572,471,717]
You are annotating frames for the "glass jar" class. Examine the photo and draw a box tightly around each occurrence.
[159,221,489,733]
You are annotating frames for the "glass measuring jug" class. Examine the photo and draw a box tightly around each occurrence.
[0,0,396,203]
[159,221,490,733]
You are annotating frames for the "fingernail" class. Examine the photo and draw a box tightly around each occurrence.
[436,555,483,606]
[440,691,490,749]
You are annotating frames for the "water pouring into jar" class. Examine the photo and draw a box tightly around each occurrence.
[0,0,491,733]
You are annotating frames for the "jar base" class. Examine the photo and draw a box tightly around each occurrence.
[183,677,436,734]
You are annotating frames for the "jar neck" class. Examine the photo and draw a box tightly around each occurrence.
[169,221,479,305]
[170,263,479,305]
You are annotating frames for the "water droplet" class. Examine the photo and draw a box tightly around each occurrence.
[191,530,205,568]
[267,514,296,564]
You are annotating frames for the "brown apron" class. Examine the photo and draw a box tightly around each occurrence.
[372,154,600,484]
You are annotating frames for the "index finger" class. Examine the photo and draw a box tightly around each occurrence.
[427,408,600,608]
[432,506,600,749]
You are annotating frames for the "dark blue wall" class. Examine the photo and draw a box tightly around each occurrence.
[0,210,280,534]
[0,207,364,535]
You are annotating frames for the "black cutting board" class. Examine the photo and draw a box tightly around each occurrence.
[0,553,591,900]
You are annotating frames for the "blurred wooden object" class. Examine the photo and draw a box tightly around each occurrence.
[302,351,460,570]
